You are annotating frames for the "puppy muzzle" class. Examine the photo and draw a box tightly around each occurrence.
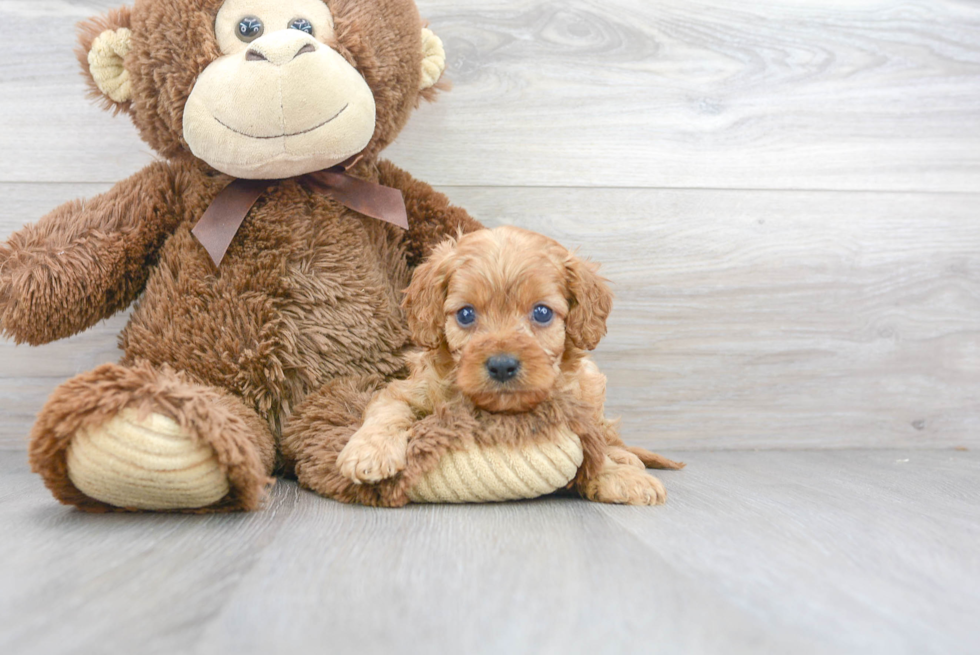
[456,333,558,413]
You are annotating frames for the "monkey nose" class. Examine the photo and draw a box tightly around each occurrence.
[246,33,317,66]
[486,355,521,383]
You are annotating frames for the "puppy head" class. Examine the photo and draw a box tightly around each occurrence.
[403,226,613,413]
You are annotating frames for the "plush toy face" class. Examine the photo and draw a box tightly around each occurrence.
[183,0,377,178]
[80,0,447,178]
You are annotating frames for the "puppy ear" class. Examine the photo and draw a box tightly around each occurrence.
[77,7,134,114]
[565,254,613,351]
[403,238,458,349]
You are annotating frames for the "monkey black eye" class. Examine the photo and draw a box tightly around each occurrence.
[289,18,315,35]
[456,306,477,327]
[237,16,264,42]
[532,304,554,325]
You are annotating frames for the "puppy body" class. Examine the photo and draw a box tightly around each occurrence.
[299,226,683,506]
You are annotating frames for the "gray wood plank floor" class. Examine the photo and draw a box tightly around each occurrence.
[1,449,977,655]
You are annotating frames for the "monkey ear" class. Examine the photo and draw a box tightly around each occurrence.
[402,238,458,349]
[565,254,614,351]
[77,7,134,112]
[418,27,447,95]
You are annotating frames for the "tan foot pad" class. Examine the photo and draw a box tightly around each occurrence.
[407,427,584,503]
[66,409,230,510]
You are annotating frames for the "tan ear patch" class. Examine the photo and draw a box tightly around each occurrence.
[419,27,446,91]
[88,28,133,103]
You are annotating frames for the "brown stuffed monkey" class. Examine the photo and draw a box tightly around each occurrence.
[0,0,482,512]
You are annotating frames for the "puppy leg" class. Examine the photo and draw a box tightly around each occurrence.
[338,425,410,485]
[575,358,684,471]
[607,447,646,469]
[579,456,667,506]
[603,427,685,471]
[336,381,416,484]
[624,446,685,470]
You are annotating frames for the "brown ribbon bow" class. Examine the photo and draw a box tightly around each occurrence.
[192,158,409,266]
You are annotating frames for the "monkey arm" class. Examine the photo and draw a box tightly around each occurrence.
[0,162,184,345]
[376,159,483,266]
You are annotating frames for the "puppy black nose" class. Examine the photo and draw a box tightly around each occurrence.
[486,355,521,383]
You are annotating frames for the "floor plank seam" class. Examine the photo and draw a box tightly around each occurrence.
[4,182,980,198]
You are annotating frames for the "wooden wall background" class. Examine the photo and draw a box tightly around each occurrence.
[1,0,978,451]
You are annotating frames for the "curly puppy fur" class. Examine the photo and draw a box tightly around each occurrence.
[2,0,481,512]
[282,226,683,506]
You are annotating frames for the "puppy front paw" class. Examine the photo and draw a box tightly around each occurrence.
[337,428,408,484]
[584,459,667,506]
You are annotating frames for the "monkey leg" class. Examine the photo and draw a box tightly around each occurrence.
[281,375,412,507]
[28,361,275,512]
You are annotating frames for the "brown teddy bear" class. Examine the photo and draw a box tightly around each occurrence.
[0,0,482,512]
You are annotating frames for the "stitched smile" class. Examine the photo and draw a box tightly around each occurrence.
[213,104,348,139]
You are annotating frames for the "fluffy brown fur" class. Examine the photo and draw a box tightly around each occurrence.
[0,0,481,512]
[282,227,684,507]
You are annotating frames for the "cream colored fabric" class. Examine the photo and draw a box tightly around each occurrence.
[88,28,133,103]
[183,28,376,180]
[419,28,446,90]
[66,409,230,510]
[407,427,584,503]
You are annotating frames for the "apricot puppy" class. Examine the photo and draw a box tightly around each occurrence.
[335,226,683,505]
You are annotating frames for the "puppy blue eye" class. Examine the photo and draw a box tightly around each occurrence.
[456,306,477,327]
[237,16,264,42]
[289,18,314,35]
[532,304,554,325]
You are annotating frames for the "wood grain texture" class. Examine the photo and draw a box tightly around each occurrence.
[446,186,980,449]
[0,449,977,655]
[3,184,977,450]
[2,1,980,190]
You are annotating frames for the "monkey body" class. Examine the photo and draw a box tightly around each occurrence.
[115,161,417,431]
[1,0,480,512]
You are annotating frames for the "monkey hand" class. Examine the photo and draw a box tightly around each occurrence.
[0,229,98,345]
